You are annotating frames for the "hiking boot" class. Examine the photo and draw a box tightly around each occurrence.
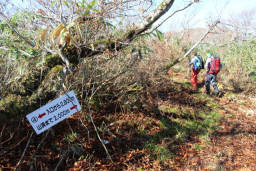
[214,91,222,97]
[217,91,223,97]
[192,87,199,93]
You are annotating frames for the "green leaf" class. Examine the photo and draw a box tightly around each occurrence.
[21,54,27,59]
[18,65,24,74]
[0,23,8,32]
[156,30,164,41]
[249,71,256,77]
[142,32,153,39]
[92,9,100,13]
[87,0,96,9]
[81,0,86,8]
[50,0,56,7]
[143,46,154,54]
[63,0,69,7]
[131,47,137,53]
[104,21,116,29]
[83,9,90,16]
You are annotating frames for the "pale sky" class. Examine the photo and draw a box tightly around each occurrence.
[157,0,256,32]
[7,0,256,32]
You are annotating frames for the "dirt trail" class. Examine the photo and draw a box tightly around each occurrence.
[172,71,256,170]
[176,95,256,170]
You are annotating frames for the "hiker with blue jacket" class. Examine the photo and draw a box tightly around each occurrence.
[189,52,204,89]
[205,53,222,96]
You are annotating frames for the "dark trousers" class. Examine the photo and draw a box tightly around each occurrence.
[205,74,219,94]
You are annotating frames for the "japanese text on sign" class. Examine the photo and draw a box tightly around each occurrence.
[26,90,81,135]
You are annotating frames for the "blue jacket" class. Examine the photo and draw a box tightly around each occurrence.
[189,56,198,66]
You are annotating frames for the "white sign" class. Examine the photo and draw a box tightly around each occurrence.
[26,90,82,135]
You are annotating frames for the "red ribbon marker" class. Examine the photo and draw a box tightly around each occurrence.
[38,113,46,119]
[70,105,77,110]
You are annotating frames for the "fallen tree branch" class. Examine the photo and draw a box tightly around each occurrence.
[89,49,141,100]
[29,129,50,170]
[156,20,220,74]
[180,21,220,61]
[83,50,142,163]
[80,0,176,58]
[0,132,14,146]
[54,149,69,171]
[79,116,90,142]
[0,136,27,156]
[15,132,34,169]
[0,124,6,141]
[136,0,176,36]
[89,112,113,163]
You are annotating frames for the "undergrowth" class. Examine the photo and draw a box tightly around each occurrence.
[143,97,221,166]
[1,26,255,170]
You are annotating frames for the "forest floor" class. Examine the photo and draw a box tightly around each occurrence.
[0,70,256,170]
[175,92,256,170]
[172,71,256,170]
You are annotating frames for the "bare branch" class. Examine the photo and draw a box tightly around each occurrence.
[90,113,113,162]
[181,21,220,61]
[0,11,35,47]
[0,46,33,57]
[54,149,69,171]
[132,0,176,37]
[157,20,220,74]
[149,2,194,33]
[15,132,34,169]
[59,0,65,25]
[81,0,176,58]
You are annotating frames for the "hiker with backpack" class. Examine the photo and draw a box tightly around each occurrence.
[205,53,222,96]
[189,52,204,89]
